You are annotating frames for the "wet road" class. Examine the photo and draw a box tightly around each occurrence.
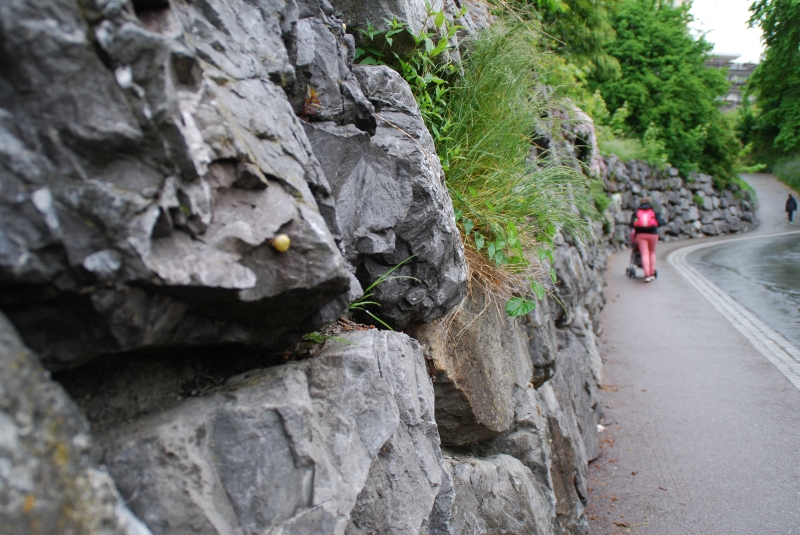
[588,174,800,535]
[688,234,800,348]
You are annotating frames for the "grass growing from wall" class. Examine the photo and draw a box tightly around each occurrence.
[356,12,593,314]
[439,23,591,270]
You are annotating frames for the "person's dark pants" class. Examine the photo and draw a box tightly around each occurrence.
[789,211,795,223]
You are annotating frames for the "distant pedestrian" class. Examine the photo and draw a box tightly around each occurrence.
[787,193,797,224]
[631,197,665,283]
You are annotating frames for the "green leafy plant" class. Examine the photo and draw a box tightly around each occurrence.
[692,194,705,207]
[348,255,420,330]
[355,5,464,146]
[299,332,352,346]
[732,176,758,201]
[579,179,612,222]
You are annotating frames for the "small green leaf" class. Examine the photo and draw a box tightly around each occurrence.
[474,232,485,251]
[430,40,449,58]
[506,222,517,239]
[506,297,536,317]
[537,247,548,262]
[487,242,496,260]
[434,11,445,28]
[550,267,558,284]
[463,218,474,236]
[453,207,463,222]
[531,281,546,300]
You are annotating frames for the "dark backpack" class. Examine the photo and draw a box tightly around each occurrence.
[633,208,658,228]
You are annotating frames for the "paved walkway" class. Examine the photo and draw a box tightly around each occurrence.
[588,174,800,535]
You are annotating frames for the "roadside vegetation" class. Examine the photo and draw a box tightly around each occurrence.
[737,0,800,192]
[589,0,738,180]
[491,0,745,183]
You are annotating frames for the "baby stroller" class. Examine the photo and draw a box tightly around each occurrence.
[626,240,658,279]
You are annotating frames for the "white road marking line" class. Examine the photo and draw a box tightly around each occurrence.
[668,230,800,391]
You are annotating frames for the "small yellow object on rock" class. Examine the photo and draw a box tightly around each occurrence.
[271,234,291,252]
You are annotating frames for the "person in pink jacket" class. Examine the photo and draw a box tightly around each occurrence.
[630,197,664,282]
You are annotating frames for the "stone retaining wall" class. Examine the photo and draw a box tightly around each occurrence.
[602,156,757,246]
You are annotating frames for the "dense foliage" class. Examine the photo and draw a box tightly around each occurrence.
[499,0,621,82]
[746,0,800,155]
[589,0,738,180]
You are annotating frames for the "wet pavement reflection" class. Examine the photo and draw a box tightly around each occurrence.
[687,234,800,347]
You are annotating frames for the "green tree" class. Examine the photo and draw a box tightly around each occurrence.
[497,0,621,81]
[591,0,737,179]
[746,0,800,154]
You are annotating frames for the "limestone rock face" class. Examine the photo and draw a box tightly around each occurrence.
[0,0,361,368]
[1,0,613,531]
[0,313,152,535]
[98,330,435,535]
[329,0,446,35]
[345,330,445,535]
[305,65,467,330]
[446,454,554,535]
[410,235,607,534]
[411,285,546,446]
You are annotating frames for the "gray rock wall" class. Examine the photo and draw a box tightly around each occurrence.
[0,0,619,534]
[0,0,467,367]
[409,234,608,535]
[0,0,353,367]
[0,313,152,535]
[96,330,439,535]
[305,65,467,330]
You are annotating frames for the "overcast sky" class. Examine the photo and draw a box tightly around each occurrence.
[689,0,764,63]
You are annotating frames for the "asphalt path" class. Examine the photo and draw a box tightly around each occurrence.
[588,174,800,535]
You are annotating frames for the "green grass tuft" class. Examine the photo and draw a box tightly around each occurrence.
[437,22,591,269]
